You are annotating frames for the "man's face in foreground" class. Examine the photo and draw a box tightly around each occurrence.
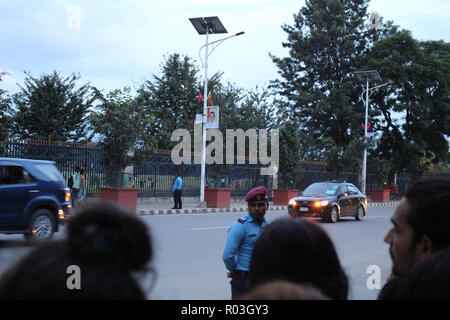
[384,198,422,276]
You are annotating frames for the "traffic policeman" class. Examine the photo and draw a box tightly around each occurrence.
[222,186,269,299]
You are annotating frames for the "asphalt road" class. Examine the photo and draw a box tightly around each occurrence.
[0,206,395,300]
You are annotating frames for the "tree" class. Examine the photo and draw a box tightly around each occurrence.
[136,54,201,150]
[271,0,396,179]
[324,137,364,180]
[277,120,303,188]
[89,87,155,186]
[12,71,95,142]
[364,31,450,180]
[0,72,12,155]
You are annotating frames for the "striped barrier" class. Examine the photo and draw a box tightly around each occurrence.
[135,201,400,216]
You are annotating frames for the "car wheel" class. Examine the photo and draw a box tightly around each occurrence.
[322,206,339,223]
[24,209,56,241]
[355,205,365,221]
[330,206,339,223]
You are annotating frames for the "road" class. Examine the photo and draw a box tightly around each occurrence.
[0,206,395,300]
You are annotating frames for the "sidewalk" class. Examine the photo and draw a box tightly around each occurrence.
[87,197,400,216]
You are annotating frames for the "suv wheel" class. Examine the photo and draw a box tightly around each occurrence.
[355,205,365,221]
[24,209,56,241]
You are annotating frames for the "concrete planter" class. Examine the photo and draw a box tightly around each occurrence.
[371,189,390,202]
[99,187,138,211]
[204,188,232,208]
[273,189,300,205]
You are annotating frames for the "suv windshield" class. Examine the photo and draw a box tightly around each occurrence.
[303,183,339,196]
[33,163,65,183]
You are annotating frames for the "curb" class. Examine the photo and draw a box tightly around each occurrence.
[135,202,400,216]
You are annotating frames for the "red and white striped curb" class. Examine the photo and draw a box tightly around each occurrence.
[135,202,400,216]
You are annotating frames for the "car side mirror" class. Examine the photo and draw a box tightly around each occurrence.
[298,191,303,196]
[337,192,347,198]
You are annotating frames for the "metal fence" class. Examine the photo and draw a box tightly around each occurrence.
[4,139,269,197]
[5,139,450,198]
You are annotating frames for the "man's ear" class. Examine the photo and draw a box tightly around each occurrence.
[417,235,434,259]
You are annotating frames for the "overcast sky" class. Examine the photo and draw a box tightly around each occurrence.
[1,0,449,95]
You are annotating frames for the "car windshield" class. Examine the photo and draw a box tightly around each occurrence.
[302,183,339,196]
[33,163,65,183]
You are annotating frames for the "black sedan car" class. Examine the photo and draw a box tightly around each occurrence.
[288,182,367,223]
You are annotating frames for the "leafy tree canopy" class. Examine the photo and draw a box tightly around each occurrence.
[12,71,95,142]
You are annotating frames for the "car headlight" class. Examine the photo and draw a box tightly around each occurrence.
[288,199,297,207]
[314,201,329,207]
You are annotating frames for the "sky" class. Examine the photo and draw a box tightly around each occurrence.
[1,0,449,96]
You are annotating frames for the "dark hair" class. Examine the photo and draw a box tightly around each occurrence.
[0,202,154,300]
[404,179,450,249]
[240,280,330,300]
[249,218,348,300]
[397,247,450,300]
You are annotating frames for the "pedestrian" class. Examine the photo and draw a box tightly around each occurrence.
[71,167,81,207]
[379,178,450,300]
[0,202,155,300]
[248,217,349,300]
[222,186,269,299]
[76,169,86,206]
[395,247,450,300]
[172,173,183,209]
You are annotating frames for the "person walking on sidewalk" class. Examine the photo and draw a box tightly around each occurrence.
[71,167,81,207]
[76,169,87,206]
[172,173,183,209]
[222,186,269,299]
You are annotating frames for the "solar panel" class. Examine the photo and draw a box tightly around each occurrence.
[353,70,382,82]
[189,16,227,35]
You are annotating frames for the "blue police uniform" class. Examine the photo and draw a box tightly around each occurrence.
[172,176,183,209]
[222,213,268,299]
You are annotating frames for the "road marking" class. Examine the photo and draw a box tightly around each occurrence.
[189,215,391,230]
[365,215,391,219]
[190,226,229,231]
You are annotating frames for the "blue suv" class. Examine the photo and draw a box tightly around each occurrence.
[0,157,71,240]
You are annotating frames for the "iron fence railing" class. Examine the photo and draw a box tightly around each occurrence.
[5,139,450,198]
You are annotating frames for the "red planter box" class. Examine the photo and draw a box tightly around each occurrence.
[273,189,300,205]
[99,187,138,211]
[204,188,232,208]
[371,189,390,202]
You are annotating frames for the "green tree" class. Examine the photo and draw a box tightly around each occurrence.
[0,72,12,155]
[89,87,155,186]
[277,120,303,188]
[13,71,95,142]
[271,0,396,179]
[137,54,201,150]
[324,137,364,180]
[364,31,450,180]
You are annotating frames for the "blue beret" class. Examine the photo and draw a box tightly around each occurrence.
[245,186,268,202]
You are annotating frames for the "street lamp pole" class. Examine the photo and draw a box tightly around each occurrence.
[200,26,209,207]
[352,70,382,196]
[189,16,244,206]
[362,76,369,196]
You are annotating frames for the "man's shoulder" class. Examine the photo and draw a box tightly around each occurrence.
[237,216,248,224]
[229,215,249,228]
[378,277,404,300]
